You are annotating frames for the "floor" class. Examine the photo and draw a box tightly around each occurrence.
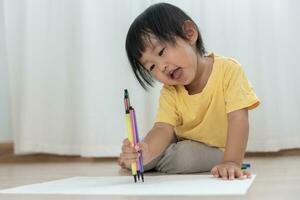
[0,151,300,200]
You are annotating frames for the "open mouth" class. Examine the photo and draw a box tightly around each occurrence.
[169,67,182,80]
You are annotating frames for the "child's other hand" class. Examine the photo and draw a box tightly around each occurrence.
[210,161,252,180]
[118,138,149,169]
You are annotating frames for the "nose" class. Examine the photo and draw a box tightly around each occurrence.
[158,63,168,74]
[163,66,167,72]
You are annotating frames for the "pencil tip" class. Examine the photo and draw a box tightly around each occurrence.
[141,173,144,182]
[137,171,140,180]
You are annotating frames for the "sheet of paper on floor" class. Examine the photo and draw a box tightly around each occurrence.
[0,175,256,196]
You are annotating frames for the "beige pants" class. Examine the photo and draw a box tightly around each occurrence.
[144,137,224,174]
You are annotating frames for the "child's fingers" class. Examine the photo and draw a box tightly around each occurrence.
[124,158,138,166]
[236,170,248,180]
[243,170,252,178]
[118,155,127,169]
[120,152,138,159]
[122,138,133,147]
[119,139,139,170]
[235,169,243,179]
[228,168,235,180]
[119,160,127,169]
[135,141,148,152]
[117,156,123,166]
[134,144,141,152]
[122,145,136,153]
[219,168,228,180]
[122,138,129,145]
[211,167,219,177]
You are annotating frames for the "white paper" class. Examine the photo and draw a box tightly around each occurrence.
[0,175,255,196]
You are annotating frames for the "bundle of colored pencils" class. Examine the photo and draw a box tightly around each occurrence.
[124,89,144,182]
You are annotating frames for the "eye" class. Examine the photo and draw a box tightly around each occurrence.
[158,47,166,56]
[149,64,155,71]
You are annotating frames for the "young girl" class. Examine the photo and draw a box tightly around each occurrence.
[118,3,260,180]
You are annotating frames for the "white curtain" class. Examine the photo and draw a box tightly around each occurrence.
[1,0,299,156]
[0,0,12,143]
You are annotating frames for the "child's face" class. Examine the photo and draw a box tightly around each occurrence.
[139,36,199,86]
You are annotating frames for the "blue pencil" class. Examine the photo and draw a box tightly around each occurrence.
[241,163,251,169]
[132,108,144,182]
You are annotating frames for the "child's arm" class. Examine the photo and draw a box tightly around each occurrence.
[211,108,252,180]
[118,122,174,169]
[224,108,249,164]
[141,122,175,164]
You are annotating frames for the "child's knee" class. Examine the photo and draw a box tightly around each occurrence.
[156,140,196,173]
[155,140,223,174]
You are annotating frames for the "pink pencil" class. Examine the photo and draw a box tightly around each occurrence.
[129,107,140,177]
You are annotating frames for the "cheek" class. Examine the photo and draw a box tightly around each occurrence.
[151,71,164,82]
[171,48,194,66]
[152,71,173,84]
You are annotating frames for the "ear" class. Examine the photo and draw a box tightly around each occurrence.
[182,20,198,45]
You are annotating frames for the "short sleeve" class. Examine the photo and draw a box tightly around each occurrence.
[224,61,260,113]
[155,86,181,126]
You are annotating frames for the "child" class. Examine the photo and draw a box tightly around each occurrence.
[118,3,260,180]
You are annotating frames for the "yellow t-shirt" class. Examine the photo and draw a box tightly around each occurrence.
[155,53,260,149]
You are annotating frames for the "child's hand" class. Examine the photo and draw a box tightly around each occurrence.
[210,161,252,180]
[118,138,149,169]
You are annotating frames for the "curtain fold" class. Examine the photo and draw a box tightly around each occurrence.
[0,0,12,143]
[1,0,299,156]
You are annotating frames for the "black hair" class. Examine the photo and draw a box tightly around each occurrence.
[125,3,206,90]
